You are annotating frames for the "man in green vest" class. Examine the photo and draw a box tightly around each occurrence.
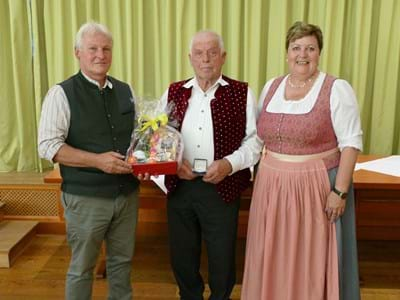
[38,21,139,300]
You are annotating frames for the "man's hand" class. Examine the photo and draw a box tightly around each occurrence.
[54,145,133,174]
[96,151,133,174]
[136,173,152,180]
[177,159,198,180]
[202,159,232,184]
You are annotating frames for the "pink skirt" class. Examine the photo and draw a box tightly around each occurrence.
[241,154,339,300]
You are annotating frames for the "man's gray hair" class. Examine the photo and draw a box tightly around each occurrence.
[189,30,225,53]
[74,21,113,50]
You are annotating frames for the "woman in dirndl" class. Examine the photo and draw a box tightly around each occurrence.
[241,21,363,300]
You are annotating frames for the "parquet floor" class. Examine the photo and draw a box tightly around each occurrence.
[0,233,399,299]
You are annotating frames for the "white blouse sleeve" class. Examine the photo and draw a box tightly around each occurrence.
[330,80,363,151]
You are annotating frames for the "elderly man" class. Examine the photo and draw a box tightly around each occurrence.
[159,30,261,300]
[38,22,138,300]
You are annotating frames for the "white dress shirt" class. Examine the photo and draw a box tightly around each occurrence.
[258,72,363,151]
[38,72,133,161]
[159,76,262,174]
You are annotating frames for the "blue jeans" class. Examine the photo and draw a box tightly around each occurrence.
[61,190,139,300]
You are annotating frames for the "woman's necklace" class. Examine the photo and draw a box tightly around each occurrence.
[287,75,314,88]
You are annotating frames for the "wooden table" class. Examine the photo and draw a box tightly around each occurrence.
[352,155,400,240]
[44,155,400,278]
[44,156,400,240]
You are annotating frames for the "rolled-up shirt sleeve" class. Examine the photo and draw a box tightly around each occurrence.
[330,80,363,151]
[38,85,70,161]
[224,87,263,174]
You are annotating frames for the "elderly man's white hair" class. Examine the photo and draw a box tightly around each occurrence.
[74,21,113,50]
[189,30,225,53]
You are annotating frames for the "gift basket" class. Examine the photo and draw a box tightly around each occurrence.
[126,97,183,176]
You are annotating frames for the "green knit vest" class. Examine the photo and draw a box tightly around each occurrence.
[59,72,139,198]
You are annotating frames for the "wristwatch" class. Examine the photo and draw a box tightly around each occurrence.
[332,186,347,199]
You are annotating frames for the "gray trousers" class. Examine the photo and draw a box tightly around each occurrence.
[61,190,139,300]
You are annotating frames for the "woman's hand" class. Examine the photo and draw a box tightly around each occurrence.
[325,146,358,223]
[325,191,346,223]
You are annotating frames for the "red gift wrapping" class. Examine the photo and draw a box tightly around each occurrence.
[131,161,177,176]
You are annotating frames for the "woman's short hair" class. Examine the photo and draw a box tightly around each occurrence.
[75,21,113,50]
[286,21,323,51]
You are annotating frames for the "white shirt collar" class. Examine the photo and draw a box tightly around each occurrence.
[183,75,229,91]
[81,71,113,89]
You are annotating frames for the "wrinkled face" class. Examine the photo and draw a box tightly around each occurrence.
[189,33,226,84]
[75,32,112,81]
[287,35,320,77]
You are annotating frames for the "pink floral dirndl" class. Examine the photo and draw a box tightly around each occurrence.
[242,74,342,300]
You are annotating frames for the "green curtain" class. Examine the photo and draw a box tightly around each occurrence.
[1,0,399,171]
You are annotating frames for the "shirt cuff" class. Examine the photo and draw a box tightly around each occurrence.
[224,154,240,175]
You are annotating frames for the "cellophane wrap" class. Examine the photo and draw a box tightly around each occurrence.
[126,97,183,171]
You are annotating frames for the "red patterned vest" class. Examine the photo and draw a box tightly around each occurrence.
[165,75,251,202]
[257,74,340,169]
